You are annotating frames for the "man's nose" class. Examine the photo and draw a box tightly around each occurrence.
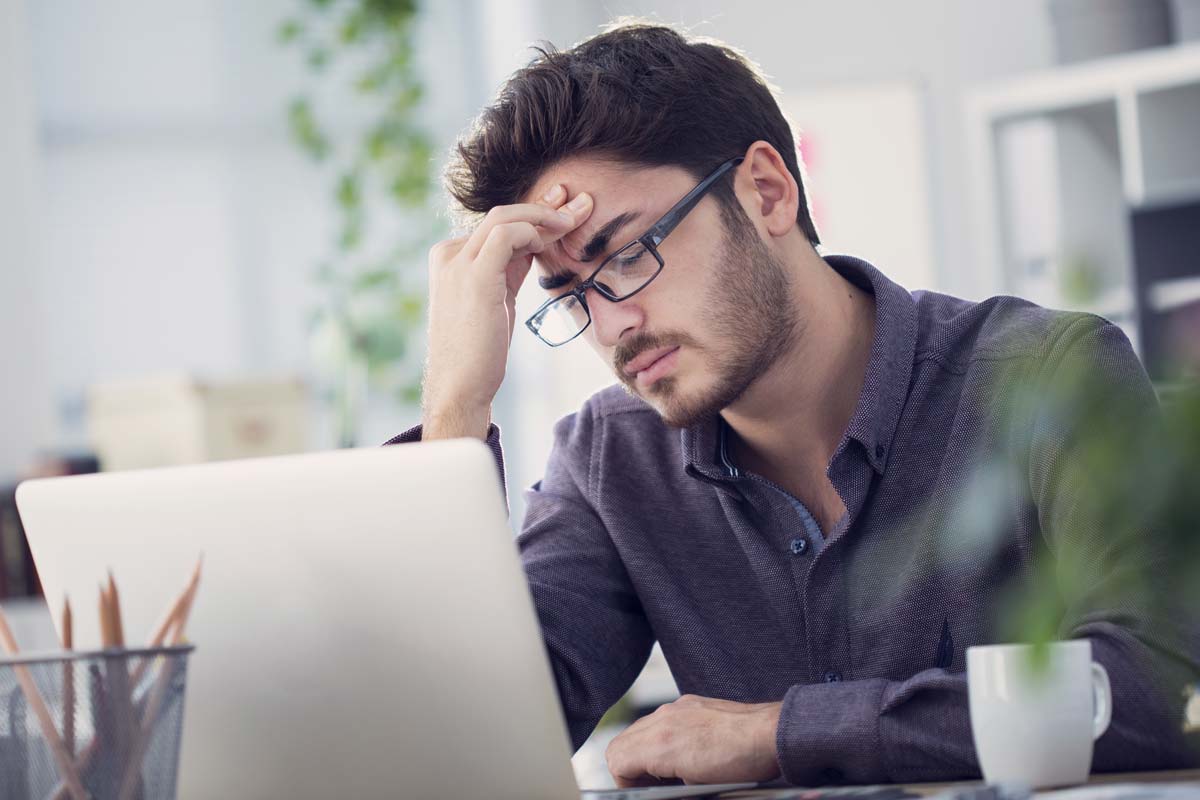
[587,289,644,348]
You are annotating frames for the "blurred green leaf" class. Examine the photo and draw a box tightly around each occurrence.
[286,97,330,160]
[1059,254,1104,307]
[281,0,434,440]
[306,47,331,70]
[356,70,385,94]
[277,18,304,43]
[338,215,363,251]
[400,383,422,406]
[339,9,366,43]
[335,171,361,211]
[353,269,395,291]
[397,293,423,325]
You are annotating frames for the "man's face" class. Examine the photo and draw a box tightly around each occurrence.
[525,156,801,428]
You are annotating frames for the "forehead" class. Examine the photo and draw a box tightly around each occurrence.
[522,156,696,267]
[522,156,685,205]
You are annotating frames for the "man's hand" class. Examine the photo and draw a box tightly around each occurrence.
[422,186,593,440]
[604,695,783,788]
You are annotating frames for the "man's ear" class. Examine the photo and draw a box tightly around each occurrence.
[738,141,799,239]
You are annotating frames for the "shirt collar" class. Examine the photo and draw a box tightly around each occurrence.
[680,254,918,481]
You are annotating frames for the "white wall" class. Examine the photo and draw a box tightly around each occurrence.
[0,0,484,474]
[0,0,52,478]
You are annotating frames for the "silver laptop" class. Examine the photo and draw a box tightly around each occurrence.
[17,440,754,799]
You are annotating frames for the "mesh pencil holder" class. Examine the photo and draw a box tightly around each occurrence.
[0,645,194,800]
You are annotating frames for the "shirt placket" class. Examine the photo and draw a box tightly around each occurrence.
[710,478,813,681]
[803,443,876,685]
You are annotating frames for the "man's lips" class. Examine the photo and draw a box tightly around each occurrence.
[621,345,680,378]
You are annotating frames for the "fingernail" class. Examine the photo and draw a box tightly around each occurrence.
[542,184,564,203]
[566,192,591,212]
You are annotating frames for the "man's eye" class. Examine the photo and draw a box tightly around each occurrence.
[615,243,651,269]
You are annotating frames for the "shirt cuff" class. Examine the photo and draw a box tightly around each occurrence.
[776,678,889,785]
[381,423,507,503]
[382,422,500,446]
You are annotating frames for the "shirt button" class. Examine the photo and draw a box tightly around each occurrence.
[823,670,842,683]
[875,444,885,459]
[789,537,808,555]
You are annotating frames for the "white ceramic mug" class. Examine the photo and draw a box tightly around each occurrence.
[967,640,1112,788]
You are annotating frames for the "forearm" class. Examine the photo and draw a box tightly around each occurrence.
[534,586,653,749]
[774,632,1199,785]
[421,404,492,442]
[1082,622,1199,772]
[774,669,973,785]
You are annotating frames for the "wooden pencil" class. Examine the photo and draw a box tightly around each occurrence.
[108,570,125,647]
[0,606,89,800]
[130,557,202,687]
[98,584,114,649]
[104,574,137,785]
[62,597,75,756]
[143,557,202,648]
[118,566,202,800]
[52,561,203,800]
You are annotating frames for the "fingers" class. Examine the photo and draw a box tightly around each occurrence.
[604,695,756,788]
[477,221,542,274]
[606,714,680,789]
[552,193,593,243]
[539,183,565,207]
[463,193,592,259]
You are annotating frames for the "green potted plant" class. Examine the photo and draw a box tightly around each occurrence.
[279,0,441,446]
[955,311,1200,747]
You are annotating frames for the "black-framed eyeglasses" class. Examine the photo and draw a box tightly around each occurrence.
[525,156,745,347]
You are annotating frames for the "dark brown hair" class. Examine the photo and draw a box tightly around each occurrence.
[444,21,820,244]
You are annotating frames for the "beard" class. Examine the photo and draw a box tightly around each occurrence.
[613,199,802,428]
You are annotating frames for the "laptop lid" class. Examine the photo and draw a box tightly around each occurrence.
[17,440,580,799]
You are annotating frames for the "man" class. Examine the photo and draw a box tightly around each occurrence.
[388,23,1198,786]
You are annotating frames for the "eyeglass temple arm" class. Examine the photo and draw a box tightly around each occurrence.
[644,157,744,247]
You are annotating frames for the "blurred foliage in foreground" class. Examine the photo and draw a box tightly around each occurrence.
[947,307,1200,729]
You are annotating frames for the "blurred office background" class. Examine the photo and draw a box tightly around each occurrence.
[2,0,1199,781]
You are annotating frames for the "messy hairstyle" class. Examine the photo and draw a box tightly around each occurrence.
[444,21,820,244]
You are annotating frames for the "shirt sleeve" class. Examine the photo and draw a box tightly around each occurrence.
[516,403,655,750]
[774,316,1200,785]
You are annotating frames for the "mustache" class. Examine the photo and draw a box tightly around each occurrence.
[613,331,699,377]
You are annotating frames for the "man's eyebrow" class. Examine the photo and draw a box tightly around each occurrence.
[576,211,642,263]
[538,272,574,291]
[536,210,643,292]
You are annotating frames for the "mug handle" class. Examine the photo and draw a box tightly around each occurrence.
[1091,662,1112,740]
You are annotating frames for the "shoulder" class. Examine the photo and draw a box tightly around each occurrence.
[552,384,671,444]
[909,290,1125,373]
[543,384,682,491]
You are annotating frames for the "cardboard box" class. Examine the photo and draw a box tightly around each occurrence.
[87,374,308,471]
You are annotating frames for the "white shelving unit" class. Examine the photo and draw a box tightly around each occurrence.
[967,43,1200,361]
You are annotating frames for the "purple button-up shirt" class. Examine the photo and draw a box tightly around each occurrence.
[388,255,1198,784]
